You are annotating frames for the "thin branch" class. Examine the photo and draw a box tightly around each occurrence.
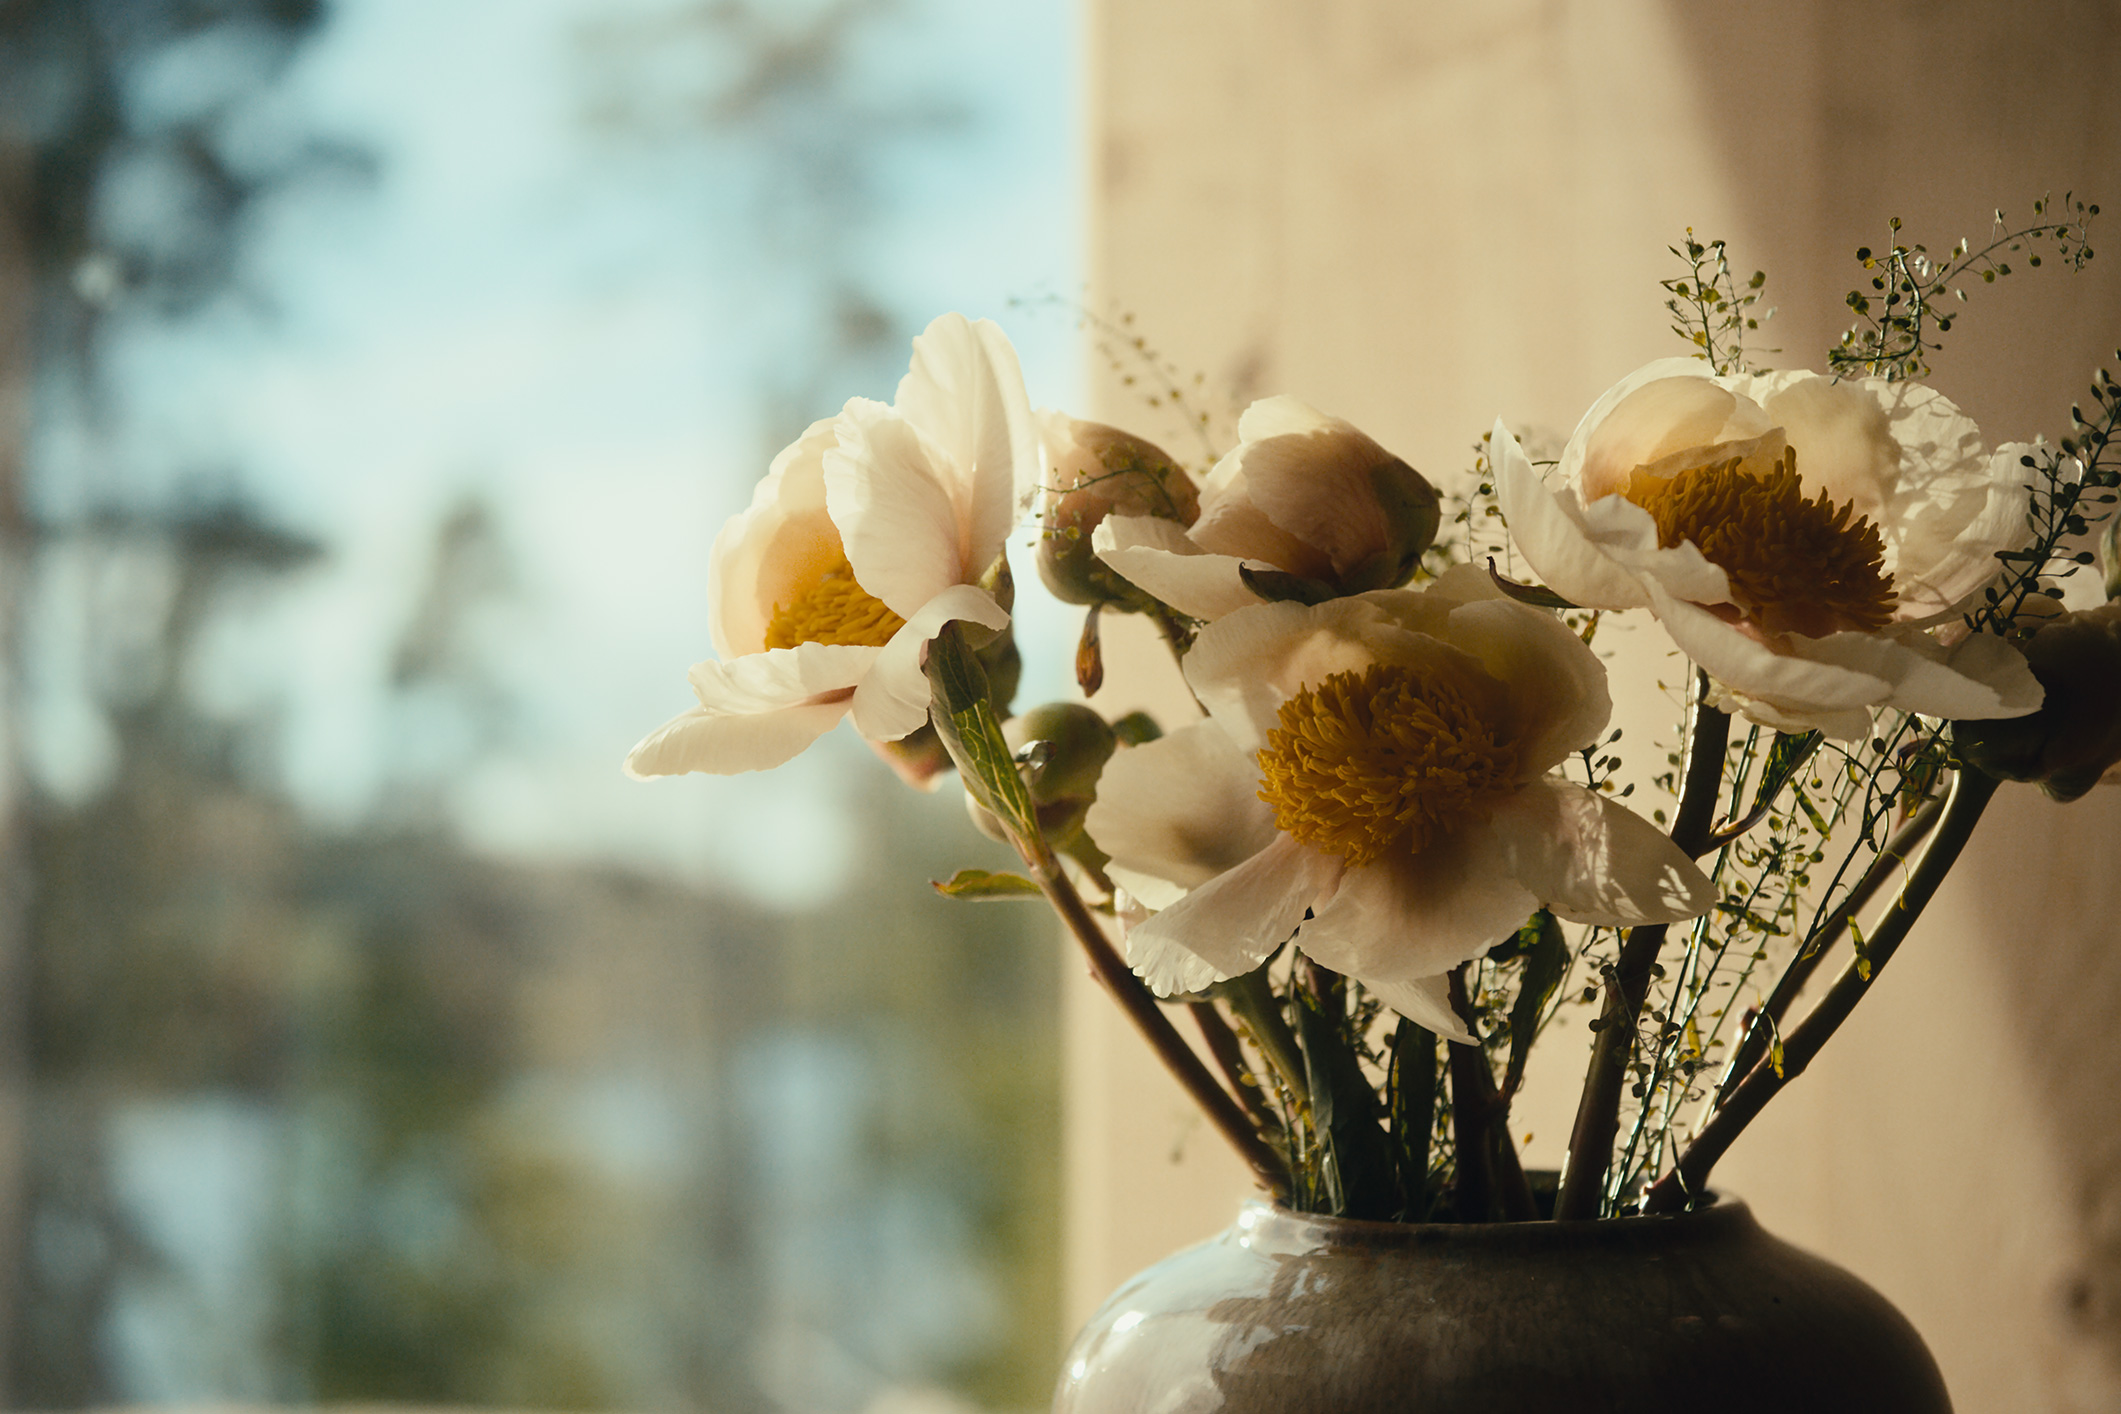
[1553,672,1729,1221]
[1189,999,1280,1134]
[1644,767,2000,1213]
[1711,792,1946,1108]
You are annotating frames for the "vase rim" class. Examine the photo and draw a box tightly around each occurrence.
[1233,1190,1753,1251]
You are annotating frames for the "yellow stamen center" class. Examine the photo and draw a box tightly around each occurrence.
[1623,449,1897,638]
[763,554,906,650]
[1255,662,1519,868]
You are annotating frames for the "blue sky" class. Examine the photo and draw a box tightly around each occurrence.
[33,0,1082,907]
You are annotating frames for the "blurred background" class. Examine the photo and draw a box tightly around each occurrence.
[0,0,1080,1409]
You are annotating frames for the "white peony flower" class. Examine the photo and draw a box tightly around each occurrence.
[1495,358,2043,739]
[1090,396,1437,621]
[626,313,1038,778]
[1082,565,1714,1038]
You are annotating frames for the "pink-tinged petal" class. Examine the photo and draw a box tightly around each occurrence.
[1091,515,1261,620]
[1797,627,2042,722]
[1487,778,1713,927]
[1295,829,1539,984]
[709,418,842,659]
[1573,372,1772,500]
[624,696,851,779]
[892,313,1038,567]
[848,582,1010,742]
[1190,474,1330,577]
[1360,974,1475,1045]
[1224,399,1397,575]
[1492,422,1650,611]
[1125,834,1341,994]
[1084,720,1281,894]
[827,399,964,619]
[1438,598,1611,776]
[1642,579,1892,725]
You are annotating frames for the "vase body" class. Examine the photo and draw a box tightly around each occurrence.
[1053,1197,1950,1413]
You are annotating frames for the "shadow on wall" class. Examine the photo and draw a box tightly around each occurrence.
[1665,0,2121,1402]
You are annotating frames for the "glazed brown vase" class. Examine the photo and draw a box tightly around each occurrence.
[1053,1196,1951,1412]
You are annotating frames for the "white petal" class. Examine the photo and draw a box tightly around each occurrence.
[1572,371,1771,500]
[1295,830,1539,985]
[849,583,1011,741]
[1643,579,1892,721]
[827,400,965,619]
[1798,626,2041,722]
[1235,394,1340,442]
[1228,408,1397,575]
[709,418,842,659]
[624,696,851,778]
[1492,421,1650,610]
[1487,778,1713,927]
[1895,442,2036,618]
[1436,597,1611,777]
[1125,834,1340,993]
[1085,720,1281,892]
[1091,515,1261,620]
[689,641,877,711]
[1182,598,1409,751]
[1363,974,1474,1045]
[892,313,1037,567]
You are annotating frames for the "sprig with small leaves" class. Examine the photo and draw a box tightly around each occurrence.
[1830,196,2098,382]
[1008,293,1232,467]
[1662,232,1774,377]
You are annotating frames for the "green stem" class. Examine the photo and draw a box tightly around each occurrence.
[1643,767,1999,1214]
[1553,674,1729,1221]
[1189,1000,1280,1135]
[1223,965,1311,1116]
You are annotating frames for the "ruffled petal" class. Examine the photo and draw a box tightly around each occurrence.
[1224,400,1396,575]
[1573,370,1773,500]
[624,696,851,779]
[1295,829,1539,985]
[1091,515,1262,620]
[891,313,1038,568]
[689,640,877,711]
[1125,834,1340,994]
[1492,422,1651,610]
[1894,442,2037,618]
[827,399,966,619]
[848,582,1010,741]
[1084,720,1282,894]
[1487,778,1713,927]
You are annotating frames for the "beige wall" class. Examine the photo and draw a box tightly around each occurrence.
[1069,2,2121,1409]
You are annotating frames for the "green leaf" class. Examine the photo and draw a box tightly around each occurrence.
[932,869,1044,902]
[1502,910,1569,1101]
[1387,1019,1437,1219]
[1848,916,1873,981]
[1293,979,1398,1220]
[924,622,1039,845]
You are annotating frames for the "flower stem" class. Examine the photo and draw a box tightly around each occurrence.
[1446,967,1538,1222]
[1711,792,1946,1108]
[1188,999,1281,1135]
[1642,766,1999,1214]
[1026,848,1291,1196]
[1552,673,1729,1221]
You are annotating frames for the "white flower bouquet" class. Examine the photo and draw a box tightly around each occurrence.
[631,202,2119,1224]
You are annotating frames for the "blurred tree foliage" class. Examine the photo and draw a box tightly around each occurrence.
[0,1,1060,1410]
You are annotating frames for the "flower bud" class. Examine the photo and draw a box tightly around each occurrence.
[1006,701,1119,816]
[1036,414,1200,608]
[1955,601,2121,801]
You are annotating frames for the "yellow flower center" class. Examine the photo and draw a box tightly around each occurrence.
[763,554,906,650]
[1255,662,1519,868]
[1623,449,1897,638]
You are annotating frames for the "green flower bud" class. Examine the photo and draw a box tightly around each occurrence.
[1955,601,2121,801]
[1036,414,1200,609]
